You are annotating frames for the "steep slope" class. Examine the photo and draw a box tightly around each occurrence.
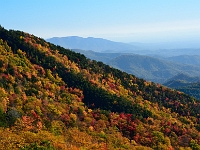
[0,26,200,149]
[108,54,200,83]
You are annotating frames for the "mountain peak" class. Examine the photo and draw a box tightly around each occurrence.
[46,36,138,52]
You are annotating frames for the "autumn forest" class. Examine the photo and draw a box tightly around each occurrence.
[0,26,200,150]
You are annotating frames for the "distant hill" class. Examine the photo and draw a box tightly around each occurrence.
[163,73,200,99]
[164,73,200,88]
[107,54,200,83]
[46,36,138,53]
[72,49,122,63]
[164,55,200,66]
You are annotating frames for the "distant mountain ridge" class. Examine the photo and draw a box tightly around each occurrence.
[47,36,200,57]
[47,36,138,52]
[164,55,200,66]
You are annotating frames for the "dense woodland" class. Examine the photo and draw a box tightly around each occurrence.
[176,83,200,100]
[0,25,200,149]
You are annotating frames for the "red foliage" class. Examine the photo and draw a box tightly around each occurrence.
[126,114,132,122]
[165,127,171,135]
[133,133,140,142]
[108,82,116,89]
[182,128,187,135]
[21,115,34,130]
[119,113,126,119]
[91,120,95,126]
[60,113,70,125]
[60,85,65,91]
[2,74,9,80]
[167,121,171,126]
[31,110,39,119]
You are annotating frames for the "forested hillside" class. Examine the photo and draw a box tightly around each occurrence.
[163,73,200,99]
[0,26,200,150]
[176,83,200,100]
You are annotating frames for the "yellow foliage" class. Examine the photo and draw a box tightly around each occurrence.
[51,120,66,135]
[105,130,131,150]
[21,130,67,149]
[35,105,42,116]
[179,147,192,150]
[132,146,153,150]
[70,113,77,122]
[88,109,92,113]
[0,128,25,150]
[65,128,93,148]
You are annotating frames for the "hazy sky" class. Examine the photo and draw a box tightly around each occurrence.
[1,0,200,43]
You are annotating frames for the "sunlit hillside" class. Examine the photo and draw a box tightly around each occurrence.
[0,26,200,150]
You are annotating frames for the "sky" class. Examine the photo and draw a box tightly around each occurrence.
[1,0,200,43]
